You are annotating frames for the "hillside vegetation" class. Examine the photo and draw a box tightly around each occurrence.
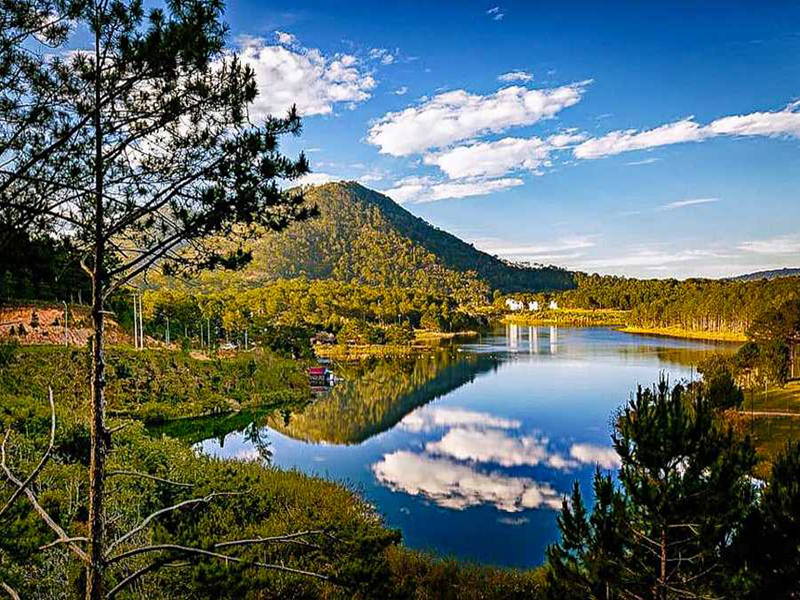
[190,182,575,295]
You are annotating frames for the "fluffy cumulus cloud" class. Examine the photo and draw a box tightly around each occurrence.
[424,137,552,179]
[384,175,524,203]
[372,451,563,512]
[498,70,533,83]
[236,34,377,120]
[367,82,589,156]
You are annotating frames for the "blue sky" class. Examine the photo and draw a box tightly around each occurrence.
[222,0,800,278]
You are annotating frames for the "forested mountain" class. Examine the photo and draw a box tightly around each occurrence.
[730,267,800,281]
[197,181,575,295]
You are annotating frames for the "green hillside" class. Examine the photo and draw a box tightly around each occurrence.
[197,181,575,295]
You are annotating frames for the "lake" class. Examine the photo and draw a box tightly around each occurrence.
[194,325,737,568]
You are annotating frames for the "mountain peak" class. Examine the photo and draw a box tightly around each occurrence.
[213,182,576,293]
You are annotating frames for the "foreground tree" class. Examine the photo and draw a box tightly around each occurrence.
[547,379,757,600]
[0,0,315,596]
[728,441,800,599]
[748,298,800,380]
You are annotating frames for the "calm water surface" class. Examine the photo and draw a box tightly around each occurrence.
[194,326,736,568]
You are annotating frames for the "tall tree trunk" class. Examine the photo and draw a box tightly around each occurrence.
[659,527,667,600]
[87,13,107,599]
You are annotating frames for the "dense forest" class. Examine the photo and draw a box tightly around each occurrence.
[0,226,91,302]
[553,273,800,335]
[188,182,576,296]
[142,278,488,349]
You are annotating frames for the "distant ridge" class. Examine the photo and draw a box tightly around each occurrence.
[729,267,800,282]
[202,181,575,294]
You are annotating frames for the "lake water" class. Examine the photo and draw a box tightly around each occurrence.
[194,325,737,568]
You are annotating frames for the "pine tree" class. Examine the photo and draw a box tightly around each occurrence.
[548,378,757,599]
[0,1,315,597]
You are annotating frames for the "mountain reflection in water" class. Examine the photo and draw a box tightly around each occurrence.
[190,326,738,567]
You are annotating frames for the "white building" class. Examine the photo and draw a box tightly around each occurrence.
[549,300,558,310]
[528,301,540,311]
[505,298,524,311]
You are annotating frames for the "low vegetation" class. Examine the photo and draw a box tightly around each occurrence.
[0,343,309,423]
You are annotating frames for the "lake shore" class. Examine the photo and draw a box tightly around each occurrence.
[619,325,747,343]
[502,309,628,327]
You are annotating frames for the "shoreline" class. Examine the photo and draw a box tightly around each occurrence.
[618,325,746,343]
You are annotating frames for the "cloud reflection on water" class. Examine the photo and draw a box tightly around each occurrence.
[400,407,521,432]
[374,406,621,513]
[372,451,563,512]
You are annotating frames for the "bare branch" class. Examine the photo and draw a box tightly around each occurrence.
[40,536,89,551]
[1,426,88,564]
[0,389,56,519]
[106,544,330,579]
[106,492,241,555]
[107,470,194,488]
[214,530,325,551]
[0,581,20,600]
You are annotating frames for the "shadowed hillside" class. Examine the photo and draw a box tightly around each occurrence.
[197,182,575,294]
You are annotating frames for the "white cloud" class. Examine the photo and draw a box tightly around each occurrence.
[626,157,662,166]
[372,451,563,512]
[384,176,524,203]
[425,428,576,469]
[424,137,552,178]
[569,444,621,469]
[547,131,588,147]
[358,171,385,183]
[274,31,296,45]
[486,6,505,20]
[658,197,720,211]
[369,47,398,65]
[296,172,341,186]
[574,104,800,160]
[237,36,377,120]
[401,407,520,433]
[574,118,705,159]
[707,109,800,138]
[738,236,800,255]
[581,248,730,270]
[367,81,589,156]
[393,86,409,96]
[498,70,533,83]
[476,235,596,258]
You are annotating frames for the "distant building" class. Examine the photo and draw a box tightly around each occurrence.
[505,298,524,311]
[528,301,540,311]
[549,300,558,310]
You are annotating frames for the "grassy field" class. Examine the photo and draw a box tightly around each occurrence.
[504,308,628,327]
[738,380,800,478]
